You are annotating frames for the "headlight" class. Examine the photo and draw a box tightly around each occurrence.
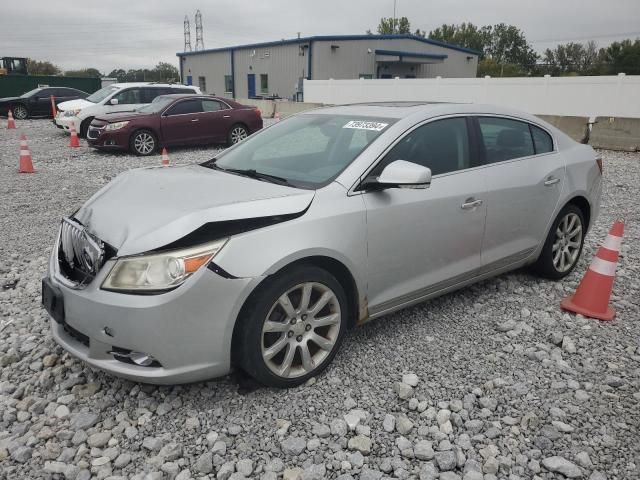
[64,109,82,117]
[101,239,227,292]
[105,121,129,131]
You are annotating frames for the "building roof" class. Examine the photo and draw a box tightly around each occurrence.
[177,34,481,58]
[374,49,448,61]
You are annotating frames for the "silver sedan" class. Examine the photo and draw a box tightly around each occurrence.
[43,102,602,387]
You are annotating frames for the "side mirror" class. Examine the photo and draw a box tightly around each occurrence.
[109,98,119,105]
[361,160,432,191]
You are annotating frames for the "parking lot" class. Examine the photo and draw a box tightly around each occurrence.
[0,120,639,479]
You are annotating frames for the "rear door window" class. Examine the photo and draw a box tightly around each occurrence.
[165,99,202,116]
[530,125,554,154]
[113,88,142,105]
[478,117,535,164]
[202,99,228,112]
[141,88,169,103]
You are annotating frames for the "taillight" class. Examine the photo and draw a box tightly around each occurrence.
[253,107,262,117]
[596,157,603,174]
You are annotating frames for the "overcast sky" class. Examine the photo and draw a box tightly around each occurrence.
[1,0,639,73]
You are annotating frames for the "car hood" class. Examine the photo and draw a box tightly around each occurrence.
[57,98,93,112]
[94,111,150,123]
[74,164,315,256]
[0,97,20,104]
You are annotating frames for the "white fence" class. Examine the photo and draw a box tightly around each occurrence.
[304,74,640,118]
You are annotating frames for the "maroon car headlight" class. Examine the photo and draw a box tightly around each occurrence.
[105,121,130,131]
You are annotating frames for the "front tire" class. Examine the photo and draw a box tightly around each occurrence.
[12,104,28,120]
[227,124,248,146]
[79,117,94,138]
[235,265,348,388]
[533,204,585,279]
[129,129,157,156]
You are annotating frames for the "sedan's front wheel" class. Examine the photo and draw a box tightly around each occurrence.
[533,204,585,279]
[12,104,28,120]
[130,130,157,156]
[236,265,347,388]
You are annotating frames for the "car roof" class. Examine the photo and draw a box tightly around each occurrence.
[157,94,222,100]
[109,82,194,90]
[307,102,547,124]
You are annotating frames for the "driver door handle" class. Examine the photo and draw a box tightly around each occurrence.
[461,198,483,210]
[544,176,560,186]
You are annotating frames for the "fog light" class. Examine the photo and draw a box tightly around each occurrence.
[108,349,159,367]
[130,352,156,366]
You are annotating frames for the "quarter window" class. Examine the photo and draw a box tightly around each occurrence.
[531,125,554,154]
[478,117,535,163]
[165,99,202,116]
[376,117,471,176]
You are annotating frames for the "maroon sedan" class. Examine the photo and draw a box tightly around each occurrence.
[87,95,263,156]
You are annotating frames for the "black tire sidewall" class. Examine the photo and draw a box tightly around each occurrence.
[129,130,157,156]
[237,265,348,388]
[79,117,94,138]
[534,204,585,279]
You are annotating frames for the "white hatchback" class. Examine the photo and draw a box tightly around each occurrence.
[54,82,201,137]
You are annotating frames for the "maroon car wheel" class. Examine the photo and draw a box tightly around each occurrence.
[130,130,157,156]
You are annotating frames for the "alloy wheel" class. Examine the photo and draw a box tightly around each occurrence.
[13,105,28,120]
[134,132,155,155]
[261,282,341,379]
[552,212,582,272]
[230,127,248,144]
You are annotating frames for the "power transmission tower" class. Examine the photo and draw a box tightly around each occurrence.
[184,16,192,52]
[195,10,204,51]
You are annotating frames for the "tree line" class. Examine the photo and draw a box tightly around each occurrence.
[370,18,640,76]
[25,60,180,82]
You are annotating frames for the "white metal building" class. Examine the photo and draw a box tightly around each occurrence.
[177,34,480,101]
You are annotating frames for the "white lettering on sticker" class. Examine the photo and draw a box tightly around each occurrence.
[343,120,388,131]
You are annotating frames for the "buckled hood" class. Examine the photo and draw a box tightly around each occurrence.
[74,164,315,256]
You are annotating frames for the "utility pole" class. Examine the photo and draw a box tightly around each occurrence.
[195,10,204,51]
[393,0,397,34]
[183,16,192,52]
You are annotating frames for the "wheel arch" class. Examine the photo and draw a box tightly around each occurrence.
[565,195,591,231]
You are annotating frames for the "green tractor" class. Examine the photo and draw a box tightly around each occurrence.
[0,57,28,75]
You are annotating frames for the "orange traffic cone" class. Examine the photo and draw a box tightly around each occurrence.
[561,219,625,321]
[161,147,170,167]
[7,110,16,129]
[69,123,80,148]
[274,112,281,123]
[18,134,35,173]
[50,95,57,118]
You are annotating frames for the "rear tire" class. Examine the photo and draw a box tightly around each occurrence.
[129,129,157,156]
[12,104,28,120]
[235,265,347,388]
[227,124,248,146]
[532,204,585,279]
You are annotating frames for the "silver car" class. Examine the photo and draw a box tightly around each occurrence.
[43,103,602,387]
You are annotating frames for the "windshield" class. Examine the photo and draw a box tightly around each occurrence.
[20,88,42,98]
[136,96,174,113]
[86,85,119,103]
[211,114,395,189]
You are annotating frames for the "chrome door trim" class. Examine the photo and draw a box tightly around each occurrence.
[367,247,535,319]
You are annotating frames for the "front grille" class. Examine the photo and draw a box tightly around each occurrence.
[57,218,106,287]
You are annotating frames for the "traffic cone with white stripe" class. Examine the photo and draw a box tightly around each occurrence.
[18,134,35,173]
[274,112,281,123]
[69,122,80,148]
[161,147,170,167]
[7,110,16,129]
[561,219,624,321]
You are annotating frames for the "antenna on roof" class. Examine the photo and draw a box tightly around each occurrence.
[183,16,192,52]
[195,10,205,51]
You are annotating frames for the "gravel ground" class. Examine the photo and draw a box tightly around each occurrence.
[0,119,638,480]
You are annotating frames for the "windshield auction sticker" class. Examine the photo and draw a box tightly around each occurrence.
[343,120,389,131]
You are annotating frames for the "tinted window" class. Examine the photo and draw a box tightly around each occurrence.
[478,117,535,163]
[376,117,471,176]
[172,87,197,94]
[113,88,142,105]
[165,99,202,115]
[202,99,227,112]
[141,88,169,103]
[531,125,554,154]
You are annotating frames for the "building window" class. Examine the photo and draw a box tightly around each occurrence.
[224,75,233,93]
[260,74,268,94]
[359,74,373,79]
[198,76,207,93]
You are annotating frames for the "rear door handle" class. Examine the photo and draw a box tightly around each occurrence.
[191,118,199,122]
[461,198,483,210]
[223,115,231,118]
[544,176,560,186]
